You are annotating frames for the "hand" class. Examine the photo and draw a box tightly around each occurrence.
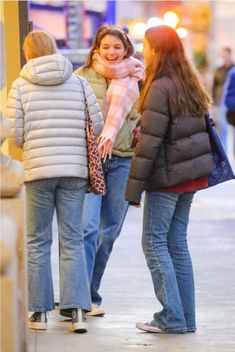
[97,136,113,160]
[133,125,141,141]
[131,125,141,148]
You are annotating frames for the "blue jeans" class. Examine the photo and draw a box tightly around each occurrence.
[26,177,91,312]
[83,156,131,305]
[142,191,196,333]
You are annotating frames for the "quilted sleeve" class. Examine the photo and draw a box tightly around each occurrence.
[82,78,104,136]
[6,80,24,147]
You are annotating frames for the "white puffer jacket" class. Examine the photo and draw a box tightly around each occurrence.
[7,54,103,182]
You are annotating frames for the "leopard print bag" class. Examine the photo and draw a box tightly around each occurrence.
[78,76,106,195]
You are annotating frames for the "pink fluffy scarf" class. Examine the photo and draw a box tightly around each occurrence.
[92,54,144,147]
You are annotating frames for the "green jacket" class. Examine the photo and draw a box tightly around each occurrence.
[75,67,140,157]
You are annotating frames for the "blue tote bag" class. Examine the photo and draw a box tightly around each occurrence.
[205,112,235,187]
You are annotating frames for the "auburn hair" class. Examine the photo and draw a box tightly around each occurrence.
[138,25,211,116]
[84,24,135,68]
[23,30,57,60]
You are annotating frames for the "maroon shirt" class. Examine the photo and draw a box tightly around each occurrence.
[159,176,208,193]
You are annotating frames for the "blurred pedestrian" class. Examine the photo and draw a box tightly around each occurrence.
[223,66,235,156]
[212,47,234,150]
[126,25,213,333]
[7,30,103,333]
[73,24,144,316]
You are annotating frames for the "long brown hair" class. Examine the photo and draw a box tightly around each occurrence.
[138,25,211,116]
[84,24,134,68]
[23,30,57,61]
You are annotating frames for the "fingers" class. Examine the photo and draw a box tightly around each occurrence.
[98,137,113,160]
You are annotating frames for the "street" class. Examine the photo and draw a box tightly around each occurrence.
[28,177,235,352]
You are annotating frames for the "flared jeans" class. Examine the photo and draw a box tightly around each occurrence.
[26,177,91,312]
[142,191,196,333]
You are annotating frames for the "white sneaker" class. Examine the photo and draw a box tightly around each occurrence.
[70,309,88,333]
[136,321,187,334]
[86,304,105,317]
[136,321,164,333]
[28,312,48,330]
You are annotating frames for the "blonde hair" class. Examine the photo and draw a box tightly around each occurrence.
[139,25,211,116]
[23,30,57,61]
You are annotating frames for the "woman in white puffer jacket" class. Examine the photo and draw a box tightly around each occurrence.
[7,30,103,334]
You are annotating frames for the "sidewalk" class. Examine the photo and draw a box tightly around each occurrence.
[28,179,235,352]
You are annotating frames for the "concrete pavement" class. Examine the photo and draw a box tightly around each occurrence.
[28,178,235,352]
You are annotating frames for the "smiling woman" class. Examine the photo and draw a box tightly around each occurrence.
[83,24,135,69]
[98,34,127,64]
[73,24,143,316]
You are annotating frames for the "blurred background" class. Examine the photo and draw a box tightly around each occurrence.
[26,0,235,85]
[26,1,235,159]
[1,0,235,161]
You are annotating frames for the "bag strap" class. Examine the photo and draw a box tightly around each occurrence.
[76,75,89,121]
[205,112,215,127]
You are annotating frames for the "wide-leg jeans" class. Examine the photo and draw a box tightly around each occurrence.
[83,156,131,305]
[142,191,196,333]
[26,177,91,312]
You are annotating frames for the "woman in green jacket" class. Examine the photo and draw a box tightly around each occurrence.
[75,25,143,316]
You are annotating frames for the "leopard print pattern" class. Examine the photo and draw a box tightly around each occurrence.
[86,118,106,195]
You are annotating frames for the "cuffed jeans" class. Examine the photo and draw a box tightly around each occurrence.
[142,191,196,333]
[83,156,131,305]
[26,177,91,312]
